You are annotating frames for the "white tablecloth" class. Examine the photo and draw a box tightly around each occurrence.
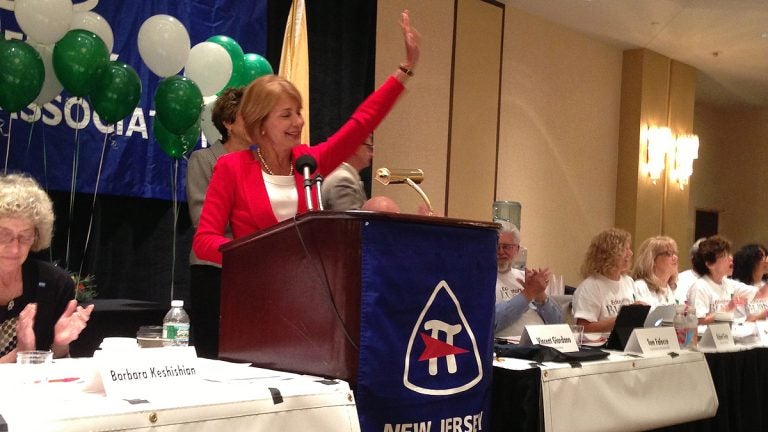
[0,358,360,432]
[494,350,718,432]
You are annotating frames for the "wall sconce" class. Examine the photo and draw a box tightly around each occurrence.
[642,126,673,182]
[670,134,699,190]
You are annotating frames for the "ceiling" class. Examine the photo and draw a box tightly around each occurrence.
[504,0,768,109]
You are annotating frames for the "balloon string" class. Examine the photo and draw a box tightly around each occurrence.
[24,108,38,165]
[3,115,12,175]
[79,131,110,279]
[65,99,83,270]
[170,159,179,301]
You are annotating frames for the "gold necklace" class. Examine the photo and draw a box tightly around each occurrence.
[256,148,294,176]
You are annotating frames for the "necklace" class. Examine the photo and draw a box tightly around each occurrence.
[256,148,294,176]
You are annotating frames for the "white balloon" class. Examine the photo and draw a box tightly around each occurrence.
[29,41,63,106]
[200,98,222,145]
[70,11,113,53]
[15,0,74,44]
[184,42,232,97]
[137,14,190,77]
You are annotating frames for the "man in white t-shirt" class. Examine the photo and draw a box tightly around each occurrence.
[495,222,562,337]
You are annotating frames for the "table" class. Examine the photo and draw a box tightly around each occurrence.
[0,358,360,431]
[492,350,718,432]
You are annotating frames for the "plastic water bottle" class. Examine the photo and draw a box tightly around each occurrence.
[162,300,190,347]
[685,304,698,349]
[673,305,687,346]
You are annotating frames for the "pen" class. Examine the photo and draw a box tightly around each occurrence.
[48,377,80,383]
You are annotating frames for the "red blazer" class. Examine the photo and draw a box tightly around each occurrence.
[193,76,405,264]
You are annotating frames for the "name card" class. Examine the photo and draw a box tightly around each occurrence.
[94,346,199,398]
[757,321,768,346]
[624,327,680,355]
[520,324,579,353]
[699,323,735,350]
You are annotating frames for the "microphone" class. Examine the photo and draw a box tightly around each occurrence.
[375,168,424,185]
[296,155,318,211]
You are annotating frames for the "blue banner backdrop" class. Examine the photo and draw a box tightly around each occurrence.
[0,0,267,200]
[358,220,497,432]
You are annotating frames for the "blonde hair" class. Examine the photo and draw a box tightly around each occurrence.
[580,228,631,278]
[239,75,303,142]
[632,236,678,293]
[0,173,54,251]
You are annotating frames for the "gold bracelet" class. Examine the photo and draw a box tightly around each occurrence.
[398,64,414,77]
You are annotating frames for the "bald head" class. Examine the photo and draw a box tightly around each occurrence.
[362,196,400,213]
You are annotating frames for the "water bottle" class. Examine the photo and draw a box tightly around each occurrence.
[685,304,698,349]
[673,304,687,346]
[162,300,190,347]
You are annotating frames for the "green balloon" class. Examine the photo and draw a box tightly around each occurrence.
[237,53,273,87]
[154,75,203,135]
[207,35,245,90]
[53,29,109,97]
[0,39,44,113]
[154,117,200,159]
[91,61,142,124]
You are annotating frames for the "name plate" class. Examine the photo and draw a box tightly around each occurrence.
[699,323,735,350]
[520,324,579,352]
[624,327,680,354]
[94,346,199,398]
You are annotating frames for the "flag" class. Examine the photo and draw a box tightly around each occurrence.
[279,0,310,145]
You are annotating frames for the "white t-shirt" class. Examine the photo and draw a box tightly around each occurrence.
[675,269,699,304]
[263,173,299,222]
[687,275,757,319]
[495,269,545,336]
[634,279,677,308]
[572,274,635,323]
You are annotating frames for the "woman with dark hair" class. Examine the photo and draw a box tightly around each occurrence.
[687,236,757,324]
[733,244,768,319]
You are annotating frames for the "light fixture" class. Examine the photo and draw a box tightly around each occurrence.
[670,133,699,190]
[642,126,673,182]
[375,168,434,215]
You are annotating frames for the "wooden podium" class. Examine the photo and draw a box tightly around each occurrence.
[218,211,497,384]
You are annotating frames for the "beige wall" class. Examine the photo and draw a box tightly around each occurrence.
[692,105,768,249]
[498,9,623,284]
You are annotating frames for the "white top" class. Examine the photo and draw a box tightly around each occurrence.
[686,275,757,319]
[495,268,544,336]
[263,173,299,222]
[675,269,699,304]
[572,274,635,322]
[633,279,677,308]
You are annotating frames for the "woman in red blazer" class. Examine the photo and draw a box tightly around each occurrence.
[193,10,420,265]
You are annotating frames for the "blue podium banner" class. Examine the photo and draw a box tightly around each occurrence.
[358,220,497,432]
[0,0,266,200]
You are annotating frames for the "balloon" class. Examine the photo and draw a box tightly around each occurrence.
[237,53,274,87]
[206,35,245,90]
[29,41,63,106]
[154,75,203,134]
[91,61,141,124]
[200,97,222,144]
[184,42,232,97]
[0,40,44,112]
[154,118,200,159]
[70,11,114,53]
[138,15,190,77]
[53,29,109,97]
[14,0,74,44]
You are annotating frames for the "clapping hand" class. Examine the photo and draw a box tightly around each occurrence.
[53,300,94,347]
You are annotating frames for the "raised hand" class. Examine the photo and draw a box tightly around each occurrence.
[53,300,94,347]
[400,9,421,70]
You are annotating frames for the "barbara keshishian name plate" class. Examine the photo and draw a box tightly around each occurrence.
[94,346,198,398]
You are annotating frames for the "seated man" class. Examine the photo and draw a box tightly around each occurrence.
[495,222,561,337]
[321,135,374,210]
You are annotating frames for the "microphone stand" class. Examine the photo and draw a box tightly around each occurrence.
[314,175,325,210]
[302,166,314,211]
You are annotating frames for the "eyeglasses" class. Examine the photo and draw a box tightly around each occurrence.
[497,243,520,252]
[0,228,37,247]
[364,143,374,150]
[656,251,678,258]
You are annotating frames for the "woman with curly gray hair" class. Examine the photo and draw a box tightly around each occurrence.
[572,228,638,332]
[0,173,93,362]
